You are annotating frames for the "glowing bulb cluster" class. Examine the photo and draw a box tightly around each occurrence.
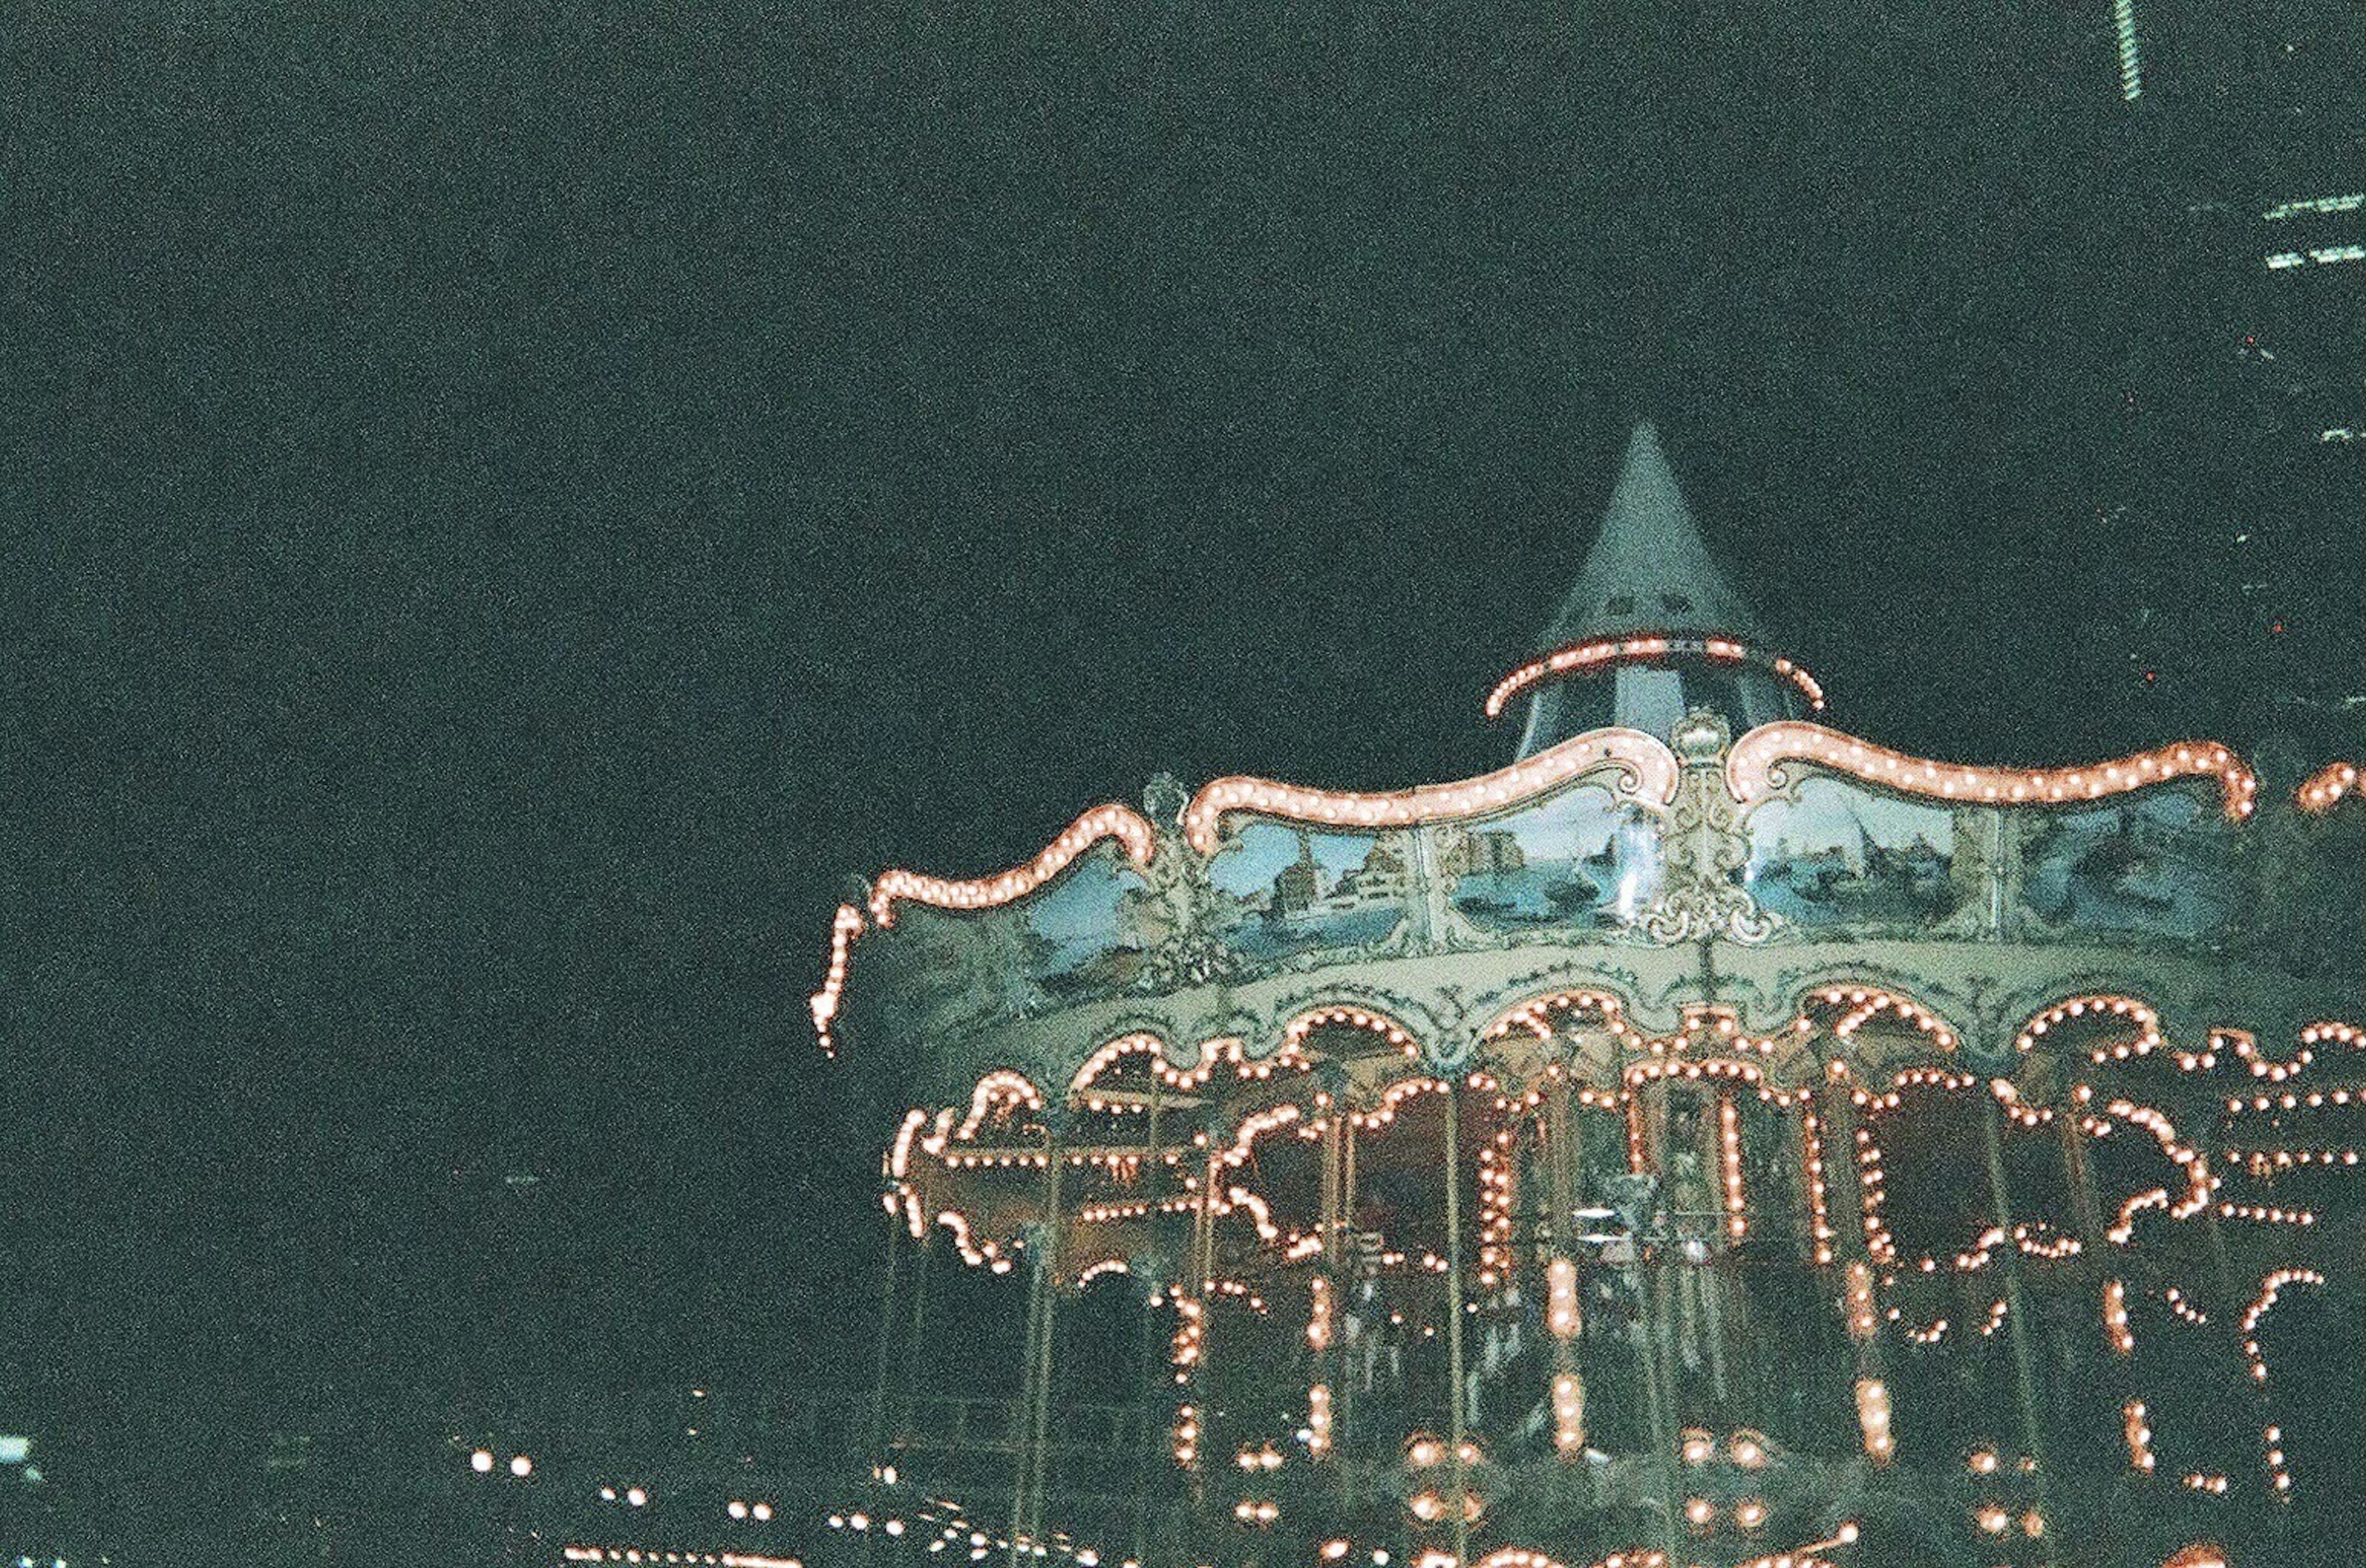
[868,804,1156,927]
[1485,632,1827,720]
[2242,1268,2325,1383]
[1854,1378,1893,1464]
[1547,1257,1581,1339]
[809,903,864,1056]
[1185,729,1678,853]
[2124,1400,2156,1474]
[1728,725,2257,818]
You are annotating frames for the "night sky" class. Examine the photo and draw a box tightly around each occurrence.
[6,6,2355,1551]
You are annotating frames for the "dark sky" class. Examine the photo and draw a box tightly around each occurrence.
[5,3,2354,1547]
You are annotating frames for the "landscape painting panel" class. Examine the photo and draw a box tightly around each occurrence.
[1206,823,1410,964]
[2018,783,2234,939]
[1745,776,1968,926]
[1442,782,1658,933]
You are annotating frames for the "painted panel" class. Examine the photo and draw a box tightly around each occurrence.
[1018,851,1158,999]
[1439,782,1658,933]
[1744,776,1970,927]
[1206,824,1412,963]
[2018,782,2235,938]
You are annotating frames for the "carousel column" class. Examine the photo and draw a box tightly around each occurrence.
[1176,1140,1222,1537]
[1128,1260,1167,1568]
[868,1206,905,1468]
[1007,1120,1066,1568]
[1336,1101,1362,1485]
[1623,1050,1685,1568]
[1978,1087,2054,1564]
[1440,1075,1471,1568]
[2055,1103,2104,1253]
[1311,1073,1346,1477]
[896,1228,937,1449]
[1545,1073,1585,1458]
[1817,1073,1893,1471]
[1697,1086,1736,1406]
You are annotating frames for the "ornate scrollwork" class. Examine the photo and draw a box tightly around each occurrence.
[1642,710,1779,945]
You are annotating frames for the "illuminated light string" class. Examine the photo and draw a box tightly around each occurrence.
[2241,1268,2327,1384]
[2015,994,2203,1066]
[2230,1084,2362,1115]
[1547,1257,1581,1340]
[1482,632,1827,720]
[955,1071,1045,1142]
[810,903,864,1057]
[1552,1373,1585,1456]
[2224,1028,2312,1083]
[2124,1400,2157,1474]
[1824,987,1957,1052]
[2231,1148,2365,1176]
[561,1552,801,1568]
[1726,722,2258,820]
[1486,989,1636,1047]
[1718,1093,1748,1240]
[1306,1276,1333,1351]
[868,803,1157,928]
[1182,727,1681,855]
[1853,1378,1893,1464]
[1285,1005,1418,1058]
[2297,760,2359,813]
[2105,1279,2135,1355]
[1851,1125,1894,1262]
[2265,1421,2294,1500]
[1625,1055,1795,1105]
[1844,1262,1879,1343]
[1800,1095,1835,1265]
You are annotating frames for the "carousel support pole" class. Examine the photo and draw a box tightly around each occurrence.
[897,1229,936,1445]
[1702,1090,1734,1405]
[1317,1087,1344,1493]
[1441,1079,1471,1568]
[1006,1242,1049,1568]
[1979,1094,2054,1564]
[1637,1240,1684,1568]
[1028,1140,1066,1551]
[1128,1268,1163,1568]
[1338,1110,1360,1490]
[1547,1074,1582,1443]
[2056,1105,2103,1253]
[1185,1145,1221,1533]
[1631,1038,1683,1568]
[869,1212,904,1469]
[1007,1131,1063,1568]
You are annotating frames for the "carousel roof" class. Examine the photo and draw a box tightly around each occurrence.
[1534,421,1770,651]
[1508,423,1815,754]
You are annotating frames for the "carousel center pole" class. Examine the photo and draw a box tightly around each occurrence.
[1442,1078,1471,1568]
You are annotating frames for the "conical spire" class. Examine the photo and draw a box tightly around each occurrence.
[1509,422,1812,758]
[1534,423,1767,650]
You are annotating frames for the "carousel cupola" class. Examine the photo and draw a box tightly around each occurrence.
[1496,421,1827,757]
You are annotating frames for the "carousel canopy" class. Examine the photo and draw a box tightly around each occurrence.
[1511,423,1816,757]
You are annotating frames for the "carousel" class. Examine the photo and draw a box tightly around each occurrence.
[810,426,2366,1568]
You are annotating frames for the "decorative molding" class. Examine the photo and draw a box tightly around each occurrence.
[1182,728,1679,856]
[1727,723,2259,821]
[1484,632,1827,719]
[868,803,1158,927]
[1643,711,1778,944]
[2297,760,2359,814]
